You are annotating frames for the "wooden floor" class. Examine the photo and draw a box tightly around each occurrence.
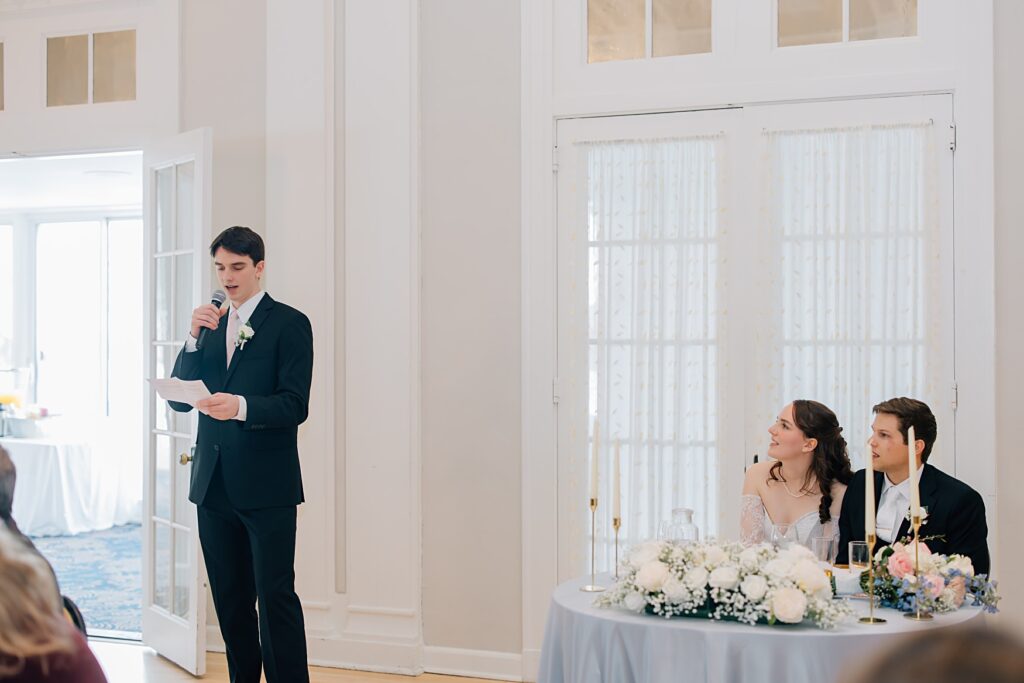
[91,640,498,683]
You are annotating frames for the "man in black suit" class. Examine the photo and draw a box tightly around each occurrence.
[837,397,990,575]
[170,226,312,683]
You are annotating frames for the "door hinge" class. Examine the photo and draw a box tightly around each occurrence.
[552,377,561,404]
[552,146,559,173]
[949,123,957,153]
[951,382,959,411]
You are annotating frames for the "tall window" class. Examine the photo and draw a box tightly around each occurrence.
[34,219,142,418]
[0,225,13,378]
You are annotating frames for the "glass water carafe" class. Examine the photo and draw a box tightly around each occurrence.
[658,507,700,543]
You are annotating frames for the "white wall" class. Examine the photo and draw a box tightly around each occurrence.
[420,0,523,660]
[994,0,1024,636]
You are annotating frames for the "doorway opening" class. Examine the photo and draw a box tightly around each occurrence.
[0,150,144,639]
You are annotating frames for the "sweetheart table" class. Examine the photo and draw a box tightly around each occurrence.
[537,574,984,683]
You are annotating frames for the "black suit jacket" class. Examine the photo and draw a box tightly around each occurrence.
[169,294,313,509]
[837,464,990,575]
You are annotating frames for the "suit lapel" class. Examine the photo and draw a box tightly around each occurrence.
[223,294,276,387]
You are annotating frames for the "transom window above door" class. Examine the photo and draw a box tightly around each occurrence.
[778,0,917,47]
[588,0,713,62]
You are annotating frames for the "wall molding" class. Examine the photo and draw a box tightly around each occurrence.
[423,646,523,682]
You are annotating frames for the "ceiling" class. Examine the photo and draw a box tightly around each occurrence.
[0,151,142,212]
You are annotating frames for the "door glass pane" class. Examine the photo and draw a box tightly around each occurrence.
[153,522,171,611]
[154,434,172,520]
[156,167,174,253]
[778,0,842,47]
[585,136,723,564]
[154,345,190,433]
[174,437,193,526]
[36,222,103,415]
[653,0,712,57]
[588,0,645,63]
[174,255,193,337]
[155,256,172,341]
[93,29,137,103]
[0,225,12,375]
[850,0,917,41]
[46,35,88,107]
[173,529,191,618]
[176,162,195,251]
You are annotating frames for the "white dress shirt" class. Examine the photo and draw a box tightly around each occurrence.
[185,290,266,422]
[875,464,924,543]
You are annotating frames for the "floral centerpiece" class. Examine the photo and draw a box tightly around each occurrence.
[598,540,852,629]
[859,540,999,614]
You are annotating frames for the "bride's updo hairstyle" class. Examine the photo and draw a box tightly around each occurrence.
[768,399,854,523]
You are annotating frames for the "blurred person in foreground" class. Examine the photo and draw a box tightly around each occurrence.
[837,625,1024,683]
[0,525,106,682]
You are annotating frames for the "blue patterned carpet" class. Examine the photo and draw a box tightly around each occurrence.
[30,523,141,635]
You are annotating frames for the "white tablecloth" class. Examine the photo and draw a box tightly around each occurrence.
[2,430,141,536]
[538,575,984,683]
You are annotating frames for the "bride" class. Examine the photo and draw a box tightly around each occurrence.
[741,400,853,548]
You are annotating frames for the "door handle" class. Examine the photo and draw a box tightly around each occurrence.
[179,446,196,465]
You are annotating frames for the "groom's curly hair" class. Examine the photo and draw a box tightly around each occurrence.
[769,400,854,524]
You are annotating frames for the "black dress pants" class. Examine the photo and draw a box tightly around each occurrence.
[197,462,309,683]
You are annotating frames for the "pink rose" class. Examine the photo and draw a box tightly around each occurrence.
[923,573,944,599]
[887,549,914,580]
[949,576,967,608]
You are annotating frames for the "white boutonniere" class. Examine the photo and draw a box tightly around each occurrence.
[905,506,929,526]
[235,322,255,350]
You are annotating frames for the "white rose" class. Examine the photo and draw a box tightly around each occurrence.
[635,561,670,592]
[628,541,663,570]
[946,555,975,578]
[780,544,816,563]
[704,545,728,568]
[764,558,794,580]
[623,591,647,611]
[684,566,709,590]
[709,565,740,590]
[740,574,769,601]
[791,559,829,595]
[771,587,808,624]
[738,546,762,570]
[662,576,688,602]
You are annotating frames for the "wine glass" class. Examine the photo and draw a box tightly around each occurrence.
[810,534,838,566]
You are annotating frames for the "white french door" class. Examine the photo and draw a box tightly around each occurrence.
[556,95,954,581]
[141,128,211,675]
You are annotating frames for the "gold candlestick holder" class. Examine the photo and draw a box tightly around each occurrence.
[859,534,886,624]
[580,498,605,592]
[612,516,621,579]
[903,516,934,621]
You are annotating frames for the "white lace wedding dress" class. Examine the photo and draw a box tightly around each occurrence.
[740,494,838,548]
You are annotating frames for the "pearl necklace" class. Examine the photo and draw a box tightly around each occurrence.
[780,479,816,498]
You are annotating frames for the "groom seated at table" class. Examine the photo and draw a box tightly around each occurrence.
[836,397,990,575]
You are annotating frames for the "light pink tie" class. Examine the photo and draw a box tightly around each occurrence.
[226,310,240,367]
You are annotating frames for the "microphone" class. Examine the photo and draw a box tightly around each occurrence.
[195,289,227,350]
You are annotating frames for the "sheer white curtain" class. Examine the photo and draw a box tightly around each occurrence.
[750,122,941,467]
[582,135,725,568]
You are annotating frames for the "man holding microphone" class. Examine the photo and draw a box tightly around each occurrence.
[169,226,313,683]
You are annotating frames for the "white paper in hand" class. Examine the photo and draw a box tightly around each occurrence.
[149,378,212,407]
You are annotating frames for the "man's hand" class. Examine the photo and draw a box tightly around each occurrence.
[196,393,240,421]
[191,303,223,339]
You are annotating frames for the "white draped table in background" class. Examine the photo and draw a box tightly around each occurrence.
[2,428,141,536]
[538,575,984,683]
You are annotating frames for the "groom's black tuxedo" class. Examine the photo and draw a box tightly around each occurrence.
[170,293,313,683]
[836,464,990,575]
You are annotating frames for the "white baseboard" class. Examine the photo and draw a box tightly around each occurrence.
[423,645,522,681]
[206,626,425,675]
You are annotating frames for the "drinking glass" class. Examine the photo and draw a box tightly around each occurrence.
[810,534,838,566]
[849,541,871,569]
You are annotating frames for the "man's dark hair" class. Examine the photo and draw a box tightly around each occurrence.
[209,226,265,264]
[872,397,938,462]
[0,446,15,523]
